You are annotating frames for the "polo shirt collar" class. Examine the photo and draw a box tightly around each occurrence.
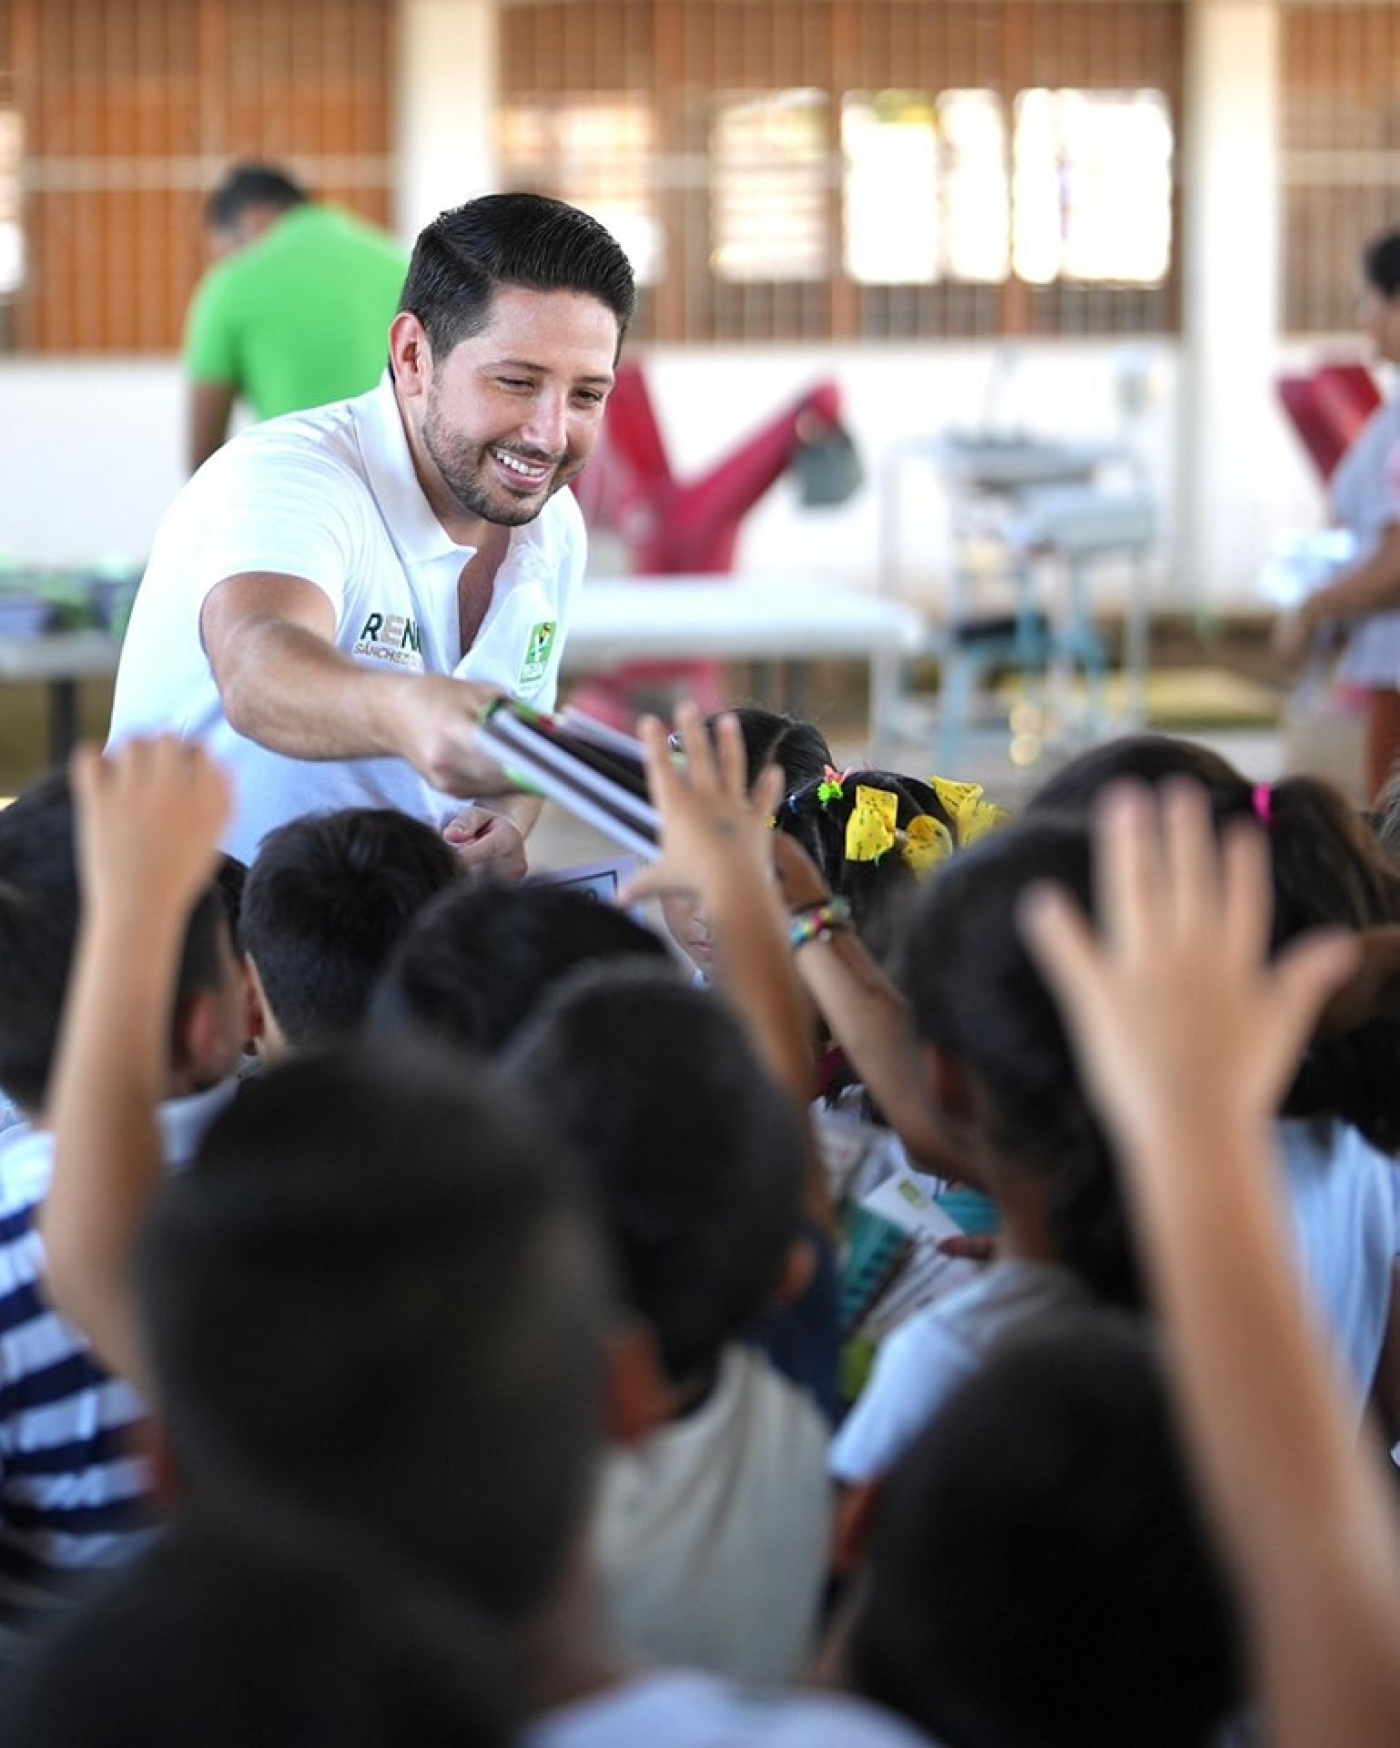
[355,373,472,567]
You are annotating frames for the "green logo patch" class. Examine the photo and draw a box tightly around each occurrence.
[519,620,558,687]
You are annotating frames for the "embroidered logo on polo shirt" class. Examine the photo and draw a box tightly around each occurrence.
[519,620,558,688]
[353,610,424,671]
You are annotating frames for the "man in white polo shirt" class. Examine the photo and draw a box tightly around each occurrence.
[110,192,635,875]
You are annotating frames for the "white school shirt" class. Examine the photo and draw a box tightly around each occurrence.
[1277,1115,1400,1417]
[524,1669,941,1748]
[592,1345,832,1687]
[828,1259,1090,1485]
[109,375,586,863]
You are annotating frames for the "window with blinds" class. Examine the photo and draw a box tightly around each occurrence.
[1281,3,1400,335]
[498,0,1184,343]
[0,0,395,354]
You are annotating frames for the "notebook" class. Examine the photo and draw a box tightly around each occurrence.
[475,699,660,858]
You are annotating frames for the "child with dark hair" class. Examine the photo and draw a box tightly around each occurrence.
[1012,779,1400,1748]
[239,805,461,1055]
[841,1313,1244,1748]
[0,1513,523,1748]
[1271,224,1400,800]
[35,736,933,1748]
[368,878,674,1054]
[660,704,834,979]
[1028,733,1400,1425]
[505,963,832,1686]
[775,766,1004,970]
[827,814,1138,1493]
[709,704,834,794]
[369,764,844,1432]
[772,766,1008,1230]
[0,755,246,1645]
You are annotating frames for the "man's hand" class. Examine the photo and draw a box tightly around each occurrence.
[400,676,522,799]
[442,805,529,881]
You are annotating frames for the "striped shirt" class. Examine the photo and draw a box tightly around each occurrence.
[0,1082,236,1649]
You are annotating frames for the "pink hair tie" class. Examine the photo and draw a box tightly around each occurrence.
[1252,783,1273,826]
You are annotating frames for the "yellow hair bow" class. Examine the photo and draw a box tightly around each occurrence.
[900,813,955,877]
[927,776,1008,847]
[845,786,955,879]
[845,786,898,863]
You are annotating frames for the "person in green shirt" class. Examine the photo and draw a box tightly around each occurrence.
[184,163,409,473]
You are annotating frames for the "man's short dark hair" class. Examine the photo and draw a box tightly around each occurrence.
[240,808,460,1048]
[139,1041,610,1620]
[398,192,636,361]
[368,880,673,1056]
[206,163,310,232]
[0,769,226,1113]
[504,963,806,1386]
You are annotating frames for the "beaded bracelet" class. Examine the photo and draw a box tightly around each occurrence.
[788,895,854,950]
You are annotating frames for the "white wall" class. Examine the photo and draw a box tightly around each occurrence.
[0,0,1346,613]
[0,335,1334,611]
[0,359,187,571]
[0,335,1337,606]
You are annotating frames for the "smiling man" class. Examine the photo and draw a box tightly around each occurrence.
[110,194,636,874]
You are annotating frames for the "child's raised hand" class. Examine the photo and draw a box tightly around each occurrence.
[1017,779,1359,1161]
[70,736,233,920]
[621,701,783,907]
[770,827,832,915]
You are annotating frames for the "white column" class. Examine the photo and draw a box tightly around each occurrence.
[1177,0,1280,607]
[395,0,499,239]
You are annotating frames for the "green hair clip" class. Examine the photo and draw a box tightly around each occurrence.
[817,763,847,806]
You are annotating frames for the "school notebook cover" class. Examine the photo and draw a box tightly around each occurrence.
[474,699,660,859]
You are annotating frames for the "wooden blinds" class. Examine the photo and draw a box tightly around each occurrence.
[0,0,396,353]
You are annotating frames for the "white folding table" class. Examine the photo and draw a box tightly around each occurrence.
[0,579,928,766]
[563,576,926,761]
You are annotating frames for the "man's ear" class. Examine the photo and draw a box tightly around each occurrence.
[600,1317,671,1447]
[388,311,432,398]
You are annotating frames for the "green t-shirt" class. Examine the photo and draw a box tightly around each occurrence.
[184,204,408,420]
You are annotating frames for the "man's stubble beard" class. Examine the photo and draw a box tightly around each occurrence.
[422,401,578,530]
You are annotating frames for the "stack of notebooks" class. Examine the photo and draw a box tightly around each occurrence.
[476,699,658,858]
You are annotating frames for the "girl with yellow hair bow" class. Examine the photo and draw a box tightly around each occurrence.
[776,767,1007,967]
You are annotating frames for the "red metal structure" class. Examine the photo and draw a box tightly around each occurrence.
[569,362,849,724]
[1276,362,1382,485]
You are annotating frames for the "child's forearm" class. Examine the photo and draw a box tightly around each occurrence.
[793,928,975,1182]
[710,867,814,1100]
[42,899,179,1390]
[706,866,835,1233]
[1127,1117,1400,1748]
